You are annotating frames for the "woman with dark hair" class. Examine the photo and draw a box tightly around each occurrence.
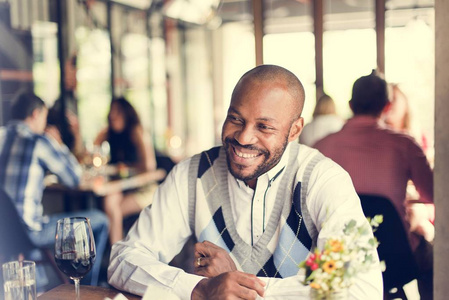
[94,97,157,244]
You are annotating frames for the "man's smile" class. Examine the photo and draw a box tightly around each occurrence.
[233,145,261,159]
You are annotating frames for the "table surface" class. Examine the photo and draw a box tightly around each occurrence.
[45,168,166,197]
[37,284,141,300]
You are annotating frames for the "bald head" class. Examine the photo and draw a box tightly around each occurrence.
[232,65,305,121]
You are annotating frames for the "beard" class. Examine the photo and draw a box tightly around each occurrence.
[223,136,289,182]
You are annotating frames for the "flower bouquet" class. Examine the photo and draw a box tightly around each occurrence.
[299,216,383,300]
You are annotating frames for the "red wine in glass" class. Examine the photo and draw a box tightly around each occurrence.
[55,217,96,300]
[55,252,95,278]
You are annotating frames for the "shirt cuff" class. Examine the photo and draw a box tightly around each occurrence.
[172,272,205,300]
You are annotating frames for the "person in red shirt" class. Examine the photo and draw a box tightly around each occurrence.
[314,70,433,300]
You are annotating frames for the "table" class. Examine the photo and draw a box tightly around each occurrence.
[45,168,166,197]
[37,284,141,300]
[87,169,166,197]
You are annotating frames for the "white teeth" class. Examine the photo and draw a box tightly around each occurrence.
[235,150,258,158]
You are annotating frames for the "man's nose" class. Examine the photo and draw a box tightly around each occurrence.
[235,125,257,145]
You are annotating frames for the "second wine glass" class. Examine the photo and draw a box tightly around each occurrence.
[55,217,96,300]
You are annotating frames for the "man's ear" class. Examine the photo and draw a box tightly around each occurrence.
[30,108,40,120]
[288,117,304,142]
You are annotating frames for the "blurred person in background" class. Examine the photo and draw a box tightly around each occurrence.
[314,71,434,299]
[0,91,109,286]
[94,96,159,245]
[381,83,435,284]
[382,83,429,153]
[47,100,85,161]
[299,94,344,146]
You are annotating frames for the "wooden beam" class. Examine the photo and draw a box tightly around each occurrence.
[375,0,385,74]
[252,0,264,66]
[313,0,324,99]
[107,0,115,97]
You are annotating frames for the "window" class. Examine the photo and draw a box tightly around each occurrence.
[385,2,435,156]
[323,0,376,119]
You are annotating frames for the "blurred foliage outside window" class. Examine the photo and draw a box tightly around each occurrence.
[32,21,59,107]
[76,26,111,145]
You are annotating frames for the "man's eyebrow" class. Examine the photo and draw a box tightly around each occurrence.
[228,107,278,124]
[228,107,240,115]
[256,116,277,123]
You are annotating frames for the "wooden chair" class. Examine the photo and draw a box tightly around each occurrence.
[358,194,420,300]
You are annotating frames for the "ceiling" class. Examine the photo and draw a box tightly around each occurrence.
[108,0,434,28]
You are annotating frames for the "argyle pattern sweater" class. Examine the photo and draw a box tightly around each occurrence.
[187,143,325,278]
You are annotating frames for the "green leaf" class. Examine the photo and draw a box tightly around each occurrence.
[344,219,357,234]
[374,215,383,224]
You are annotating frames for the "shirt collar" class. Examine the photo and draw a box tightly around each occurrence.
[345,115,381,128]
[343,115,385,128]
[234,142,290,188]
[7,120,35,137]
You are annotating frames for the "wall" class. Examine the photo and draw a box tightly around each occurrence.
[434,0,449,299]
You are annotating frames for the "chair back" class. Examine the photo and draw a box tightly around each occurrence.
[358,194,419,290]
[0,189,36,260]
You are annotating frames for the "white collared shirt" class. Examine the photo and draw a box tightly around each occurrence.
[108,142,383,300]
[230,143,289,245]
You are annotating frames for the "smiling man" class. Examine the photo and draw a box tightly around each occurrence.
[108,65,382,299]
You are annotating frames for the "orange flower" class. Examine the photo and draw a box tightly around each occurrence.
[323,260,337,274]
[310,282,321,290]
[329,239,344,252]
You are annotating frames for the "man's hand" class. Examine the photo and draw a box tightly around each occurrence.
[194,240,237,277]
[191,271,265,300]
[406,203,435,242]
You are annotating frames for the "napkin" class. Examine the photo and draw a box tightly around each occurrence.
[104,293,129,300]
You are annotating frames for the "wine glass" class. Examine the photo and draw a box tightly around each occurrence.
[55,217,96,300]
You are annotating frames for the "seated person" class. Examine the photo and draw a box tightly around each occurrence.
[314,71,434,299]
[94,97,159,245]
[108,65,383,299]
[0,91,109,286]
[299,94,344,146]
[47,100,85,162]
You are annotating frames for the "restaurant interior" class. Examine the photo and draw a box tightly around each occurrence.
[0,0,449,299]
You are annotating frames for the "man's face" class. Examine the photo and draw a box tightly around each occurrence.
[222,79,303,186]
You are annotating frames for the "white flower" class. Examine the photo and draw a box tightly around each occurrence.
[335,260,344,269]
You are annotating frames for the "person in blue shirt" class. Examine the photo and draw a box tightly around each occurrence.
[0,91,109,286]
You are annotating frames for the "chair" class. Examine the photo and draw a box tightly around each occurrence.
[358,194,420,300]
[0,189,68,291]
[155,151,176,182]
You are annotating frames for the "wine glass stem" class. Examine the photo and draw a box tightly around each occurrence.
[74,278,80,300]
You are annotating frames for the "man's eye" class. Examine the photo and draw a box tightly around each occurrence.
[228,116,242,123]
[258,124,273,131]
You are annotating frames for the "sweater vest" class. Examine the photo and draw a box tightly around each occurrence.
[187,143,324,278]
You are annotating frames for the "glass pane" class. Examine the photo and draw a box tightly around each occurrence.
[385,2,435,157]
[122,33,152,132]
[32,21,59,106]
[263,0,315,123]
[264,32,316,123]
[184,28,215,156]
[76,27,112,144]
[323,0,376,119]
[149,36,168,152]
[220,21,255,119]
